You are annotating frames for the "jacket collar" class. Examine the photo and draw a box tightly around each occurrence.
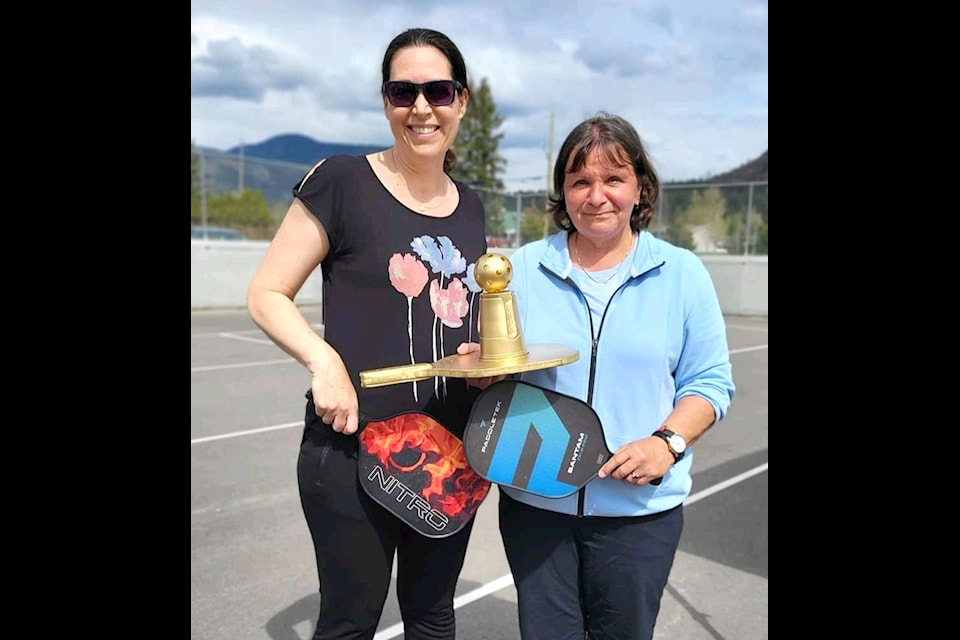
[539,229,664,279]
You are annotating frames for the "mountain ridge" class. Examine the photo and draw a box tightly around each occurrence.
[206,133,767,187]
[703,150,767,184]
[223,134,384,166]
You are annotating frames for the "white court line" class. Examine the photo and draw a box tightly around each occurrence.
[190,345,768,435]
[218,332,275,345]
[191,344,766,375]
[192,343,767,638]
[191,324,324,339]
[373,574,518,640]
[729,344,767,355]
[371,462,769,640]
[192,329,266,338]
[726,324,768,332]
[190,325,324,370]
[683,463,768,506]
[191,422,302,444]
[191,358,296,373]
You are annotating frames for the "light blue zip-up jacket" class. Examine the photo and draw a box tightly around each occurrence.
[503,229,735,516]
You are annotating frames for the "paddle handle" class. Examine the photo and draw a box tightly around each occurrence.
[356,413,370,434]
[359,363,439,388]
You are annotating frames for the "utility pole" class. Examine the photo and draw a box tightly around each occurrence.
[238,140,245,191]
[515,191,522,248]
[546,111,554,194]
[200,150,208,236]
[543,112,555,238]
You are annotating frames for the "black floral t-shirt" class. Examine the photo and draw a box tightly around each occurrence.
[293,154,488,436]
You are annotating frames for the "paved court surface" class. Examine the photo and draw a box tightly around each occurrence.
[191,306,768,639]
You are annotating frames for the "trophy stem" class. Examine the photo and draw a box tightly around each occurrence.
[478,291,528,363]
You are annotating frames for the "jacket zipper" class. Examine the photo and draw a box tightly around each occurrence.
[558,255,664,517]
[575,274,645,516]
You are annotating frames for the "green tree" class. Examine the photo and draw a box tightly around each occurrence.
[191,140,201,198]
[670,187,727,253]
[726,210,768,255]
[658,225,696,251]
[725,210,745,254]
[452,77,507,237]
[752,219,768,255]
[520,206,558,245]
[683,187,727,238]
[191,141,276,239]
[190,188,274,239]
[191,141,202,221]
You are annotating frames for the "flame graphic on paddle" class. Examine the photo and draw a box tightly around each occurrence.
[361,413,490,519]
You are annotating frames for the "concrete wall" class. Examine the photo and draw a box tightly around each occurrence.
[192,242,767,316]
[191,240,323,309]
[695,254,768,316]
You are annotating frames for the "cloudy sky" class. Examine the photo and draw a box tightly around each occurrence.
[191,0,767,192]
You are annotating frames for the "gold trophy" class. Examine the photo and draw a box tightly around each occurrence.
[359,253,578,388]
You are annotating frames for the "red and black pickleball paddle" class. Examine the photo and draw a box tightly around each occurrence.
[463,379,660,497]
[356,412,491,538]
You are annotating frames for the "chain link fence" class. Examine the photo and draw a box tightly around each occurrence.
[192,149,767,255]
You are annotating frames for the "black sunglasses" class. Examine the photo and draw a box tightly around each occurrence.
[382,80,463,108]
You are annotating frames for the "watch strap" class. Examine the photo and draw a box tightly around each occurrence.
[651,428,685,463]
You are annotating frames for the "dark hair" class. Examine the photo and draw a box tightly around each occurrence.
[547,112,660,232]
[381,28,469,174]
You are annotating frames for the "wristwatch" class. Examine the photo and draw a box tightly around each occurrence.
[652,427,686,463]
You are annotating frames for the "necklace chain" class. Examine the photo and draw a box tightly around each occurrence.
[573,233,635,285]
[387,150,445,212]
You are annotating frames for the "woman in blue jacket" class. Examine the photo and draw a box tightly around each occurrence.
[468,112,735,640]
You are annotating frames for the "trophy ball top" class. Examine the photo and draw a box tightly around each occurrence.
[475,253,513,293]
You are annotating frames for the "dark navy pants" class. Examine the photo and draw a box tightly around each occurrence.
[499,490,683,640]
[298,410,474,640]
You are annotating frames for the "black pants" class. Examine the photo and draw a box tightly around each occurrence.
[298,411,475,640]
[499,491,683,640]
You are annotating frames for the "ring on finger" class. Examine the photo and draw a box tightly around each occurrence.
[630,473,640,480]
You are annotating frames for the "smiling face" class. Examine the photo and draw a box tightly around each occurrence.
[563,145,642,245]
[384,45,468,162]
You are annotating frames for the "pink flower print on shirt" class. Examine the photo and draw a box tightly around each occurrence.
[390,253,429,298]
[388,253,429,401]
[430,277,470,396]
[409,234,472,397]
[411,235,466,362]
[430,277,470,329]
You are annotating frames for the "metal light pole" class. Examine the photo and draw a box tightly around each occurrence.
[200,150,209,239]
[515,192,522,248]
[542,112,555,239]
[238,140,244,191]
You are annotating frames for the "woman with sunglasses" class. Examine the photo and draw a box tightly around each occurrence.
[248,28,489,640]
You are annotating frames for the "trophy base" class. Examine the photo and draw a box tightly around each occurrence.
[449,343,579,376]
[359,343,580,388]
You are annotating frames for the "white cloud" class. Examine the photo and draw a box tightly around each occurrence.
[191,0,767,191]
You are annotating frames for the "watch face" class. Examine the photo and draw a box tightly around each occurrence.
[667,434,687,453]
